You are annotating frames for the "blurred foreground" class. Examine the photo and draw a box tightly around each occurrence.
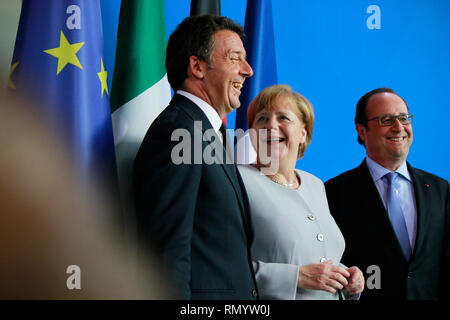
[0,87,170,299]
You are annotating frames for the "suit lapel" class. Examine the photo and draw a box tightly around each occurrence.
[215,145,252,240]
[175,94,252,240]
[407,163,431,260]
[358,160,386,210]
[234,166,254,242]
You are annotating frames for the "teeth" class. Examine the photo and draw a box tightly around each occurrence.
[232,82,242,89]
[389,137,404,141]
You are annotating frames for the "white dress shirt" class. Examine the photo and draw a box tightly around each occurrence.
[177,90,224,143]
[366,156,418,249]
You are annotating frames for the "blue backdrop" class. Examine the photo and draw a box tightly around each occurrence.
[101,0,450,182]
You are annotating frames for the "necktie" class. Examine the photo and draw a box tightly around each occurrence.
[219,123,234,164]
[383,172,412,261]
[219,123,227,147]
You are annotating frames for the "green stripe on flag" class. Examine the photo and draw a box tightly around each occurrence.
[110,0,167,112]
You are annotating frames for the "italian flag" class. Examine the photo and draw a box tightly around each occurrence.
[110,0,171,226]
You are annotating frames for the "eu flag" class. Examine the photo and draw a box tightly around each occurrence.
[9,0,117,187]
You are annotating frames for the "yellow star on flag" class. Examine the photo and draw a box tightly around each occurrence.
[8,61,19,89]
[44,31,84,75]
[97,57,109,97]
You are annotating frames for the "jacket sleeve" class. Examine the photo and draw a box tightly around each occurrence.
[252,260,299,299]
[134,113,201,299]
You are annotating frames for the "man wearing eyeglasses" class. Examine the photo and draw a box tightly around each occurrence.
[325,88,449,300]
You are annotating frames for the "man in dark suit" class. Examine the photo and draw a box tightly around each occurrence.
[133,15,258,299]
[325,88,450,300]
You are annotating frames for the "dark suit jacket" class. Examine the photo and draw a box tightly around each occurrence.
[134,94,258,300]
[325,159,450,300]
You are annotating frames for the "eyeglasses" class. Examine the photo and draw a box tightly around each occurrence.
[367,114,413,127]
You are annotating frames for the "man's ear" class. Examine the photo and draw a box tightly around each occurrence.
[356,124,366,144]
[187,56,205,80]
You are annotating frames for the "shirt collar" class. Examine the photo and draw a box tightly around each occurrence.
[177,90,223,133]
[366,156,412,182]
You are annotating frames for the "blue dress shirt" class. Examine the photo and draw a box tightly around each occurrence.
[366,157,418,250]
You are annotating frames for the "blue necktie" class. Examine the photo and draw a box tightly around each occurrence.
[384,172,412,261]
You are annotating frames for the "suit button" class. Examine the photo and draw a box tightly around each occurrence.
[307,214,316,221]
[251,289,258,297]
[407,272,415,279]
[317,233,324,241]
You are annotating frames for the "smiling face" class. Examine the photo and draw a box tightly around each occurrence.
[251,95,307,168]
[356,92,413,171]
[201,30,253,118]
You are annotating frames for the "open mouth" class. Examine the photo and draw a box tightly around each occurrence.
[265,137,286,143]
[387,136,406,142]
[232,82,243,92]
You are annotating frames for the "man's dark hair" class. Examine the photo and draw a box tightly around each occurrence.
[355,87,409,145]
[165,14,246,91]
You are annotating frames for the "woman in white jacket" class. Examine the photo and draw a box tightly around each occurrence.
[238,85,364,300]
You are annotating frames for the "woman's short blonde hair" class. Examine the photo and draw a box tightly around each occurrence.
[247,84,315,159]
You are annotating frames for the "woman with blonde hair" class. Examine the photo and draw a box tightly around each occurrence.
[239,84,364,299]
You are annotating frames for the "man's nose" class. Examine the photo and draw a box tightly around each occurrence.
[391,118,403,130]
[240,59,253,78]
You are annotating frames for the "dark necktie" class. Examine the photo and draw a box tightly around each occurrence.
[383,172,412,261]
[219,123,234,164]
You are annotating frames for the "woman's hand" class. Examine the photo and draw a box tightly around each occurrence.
[297,260,350,293]
[343,266,365,295]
